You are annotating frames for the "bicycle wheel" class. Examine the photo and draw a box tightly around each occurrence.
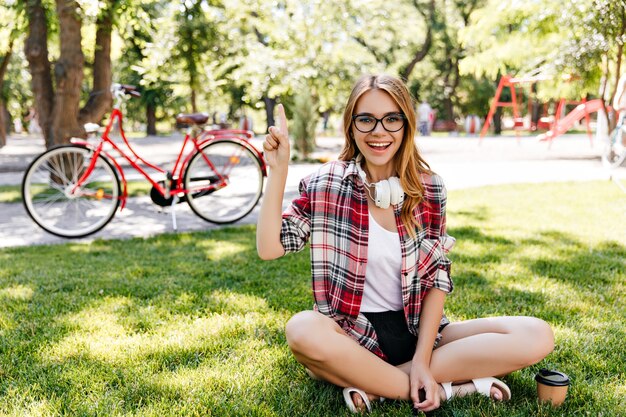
[22,145,121,238]
[184,139,264,224]
[602,125,626,168]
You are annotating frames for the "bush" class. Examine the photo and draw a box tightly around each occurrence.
[291,88,318,160]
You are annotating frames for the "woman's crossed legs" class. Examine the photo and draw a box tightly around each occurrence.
[285,311,554,411]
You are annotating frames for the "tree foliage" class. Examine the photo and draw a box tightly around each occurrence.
[460,0,626,105]
[4,0,624,145]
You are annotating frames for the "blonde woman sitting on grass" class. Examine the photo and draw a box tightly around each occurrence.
[257,74,554,413]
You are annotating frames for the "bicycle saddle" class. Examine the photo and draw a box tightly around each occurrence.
[176,113,209,125]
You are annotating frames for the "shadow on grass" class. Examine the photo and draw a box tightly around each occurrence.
[448,205,491,222]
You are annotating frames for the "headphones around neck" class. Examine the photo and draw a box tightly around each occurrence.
[355,157,404,209]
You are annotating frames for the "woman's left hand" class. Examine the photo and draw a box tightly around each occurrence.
[409,361,441,412]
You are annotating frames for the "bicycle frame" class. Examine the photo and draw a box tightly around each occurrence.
[70,107,266,212]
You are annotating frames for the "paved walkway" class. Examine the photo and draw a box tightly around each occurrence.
[1,133,624,248]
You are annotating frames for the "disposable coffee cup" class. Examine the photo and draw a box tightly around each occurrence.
[535,369,570,406]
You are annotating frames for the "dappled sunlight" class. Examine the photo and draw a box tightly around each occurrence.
[498,277,591,315]
[0,284,34,301]
[0,284,34,333]
[0,182,622,414]
[151,343,286,391]
[5,398,56,417]
[196,239,249,261]
[67,244,112,253]
[551,324,578,345]
[146,343,293,415]
[204,289,270,314]
[41,291,283,367]
[551,322,624,379]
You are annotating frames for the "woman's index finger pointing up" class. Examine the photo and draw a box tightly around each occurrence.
[277,104,288,136]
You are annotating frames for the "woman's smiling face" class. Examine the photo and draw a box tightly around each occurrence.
[352,89,405,179]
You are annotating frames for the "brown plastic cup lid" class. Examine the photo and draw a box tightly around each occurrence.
[535,369,570,387]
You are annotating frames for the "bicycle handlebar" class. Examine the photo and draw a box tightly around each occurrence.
[111,83,141,108]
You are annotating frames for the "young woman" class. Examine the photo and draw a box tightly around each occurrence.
[257,74,554,413]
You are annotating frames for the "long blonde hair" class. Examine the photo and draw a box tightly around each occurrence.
[338,74,432,236]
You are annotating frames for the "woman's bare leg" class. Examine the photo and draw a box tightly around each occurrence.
[288,313,553,409]
[394,316,553,400]
[285,310,412,401]
[430,316,554,383]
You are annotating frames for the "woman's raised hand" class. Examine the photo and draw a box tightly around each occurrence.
[263,104,290,172]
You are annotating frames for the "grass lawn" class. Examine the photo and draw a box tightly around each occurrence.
[0,181,624,416]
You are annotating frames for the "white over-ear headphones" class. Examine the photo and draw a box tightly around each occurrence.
[355,156,404,209]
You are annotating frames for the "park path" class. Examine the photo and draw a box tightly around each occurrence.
[0,133,623,248]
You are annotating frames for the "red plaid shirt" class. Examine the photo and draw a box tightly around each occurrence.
[280,159,454,359]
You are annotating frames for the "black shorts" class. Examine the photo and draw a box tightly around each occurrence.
[362,310,449,366]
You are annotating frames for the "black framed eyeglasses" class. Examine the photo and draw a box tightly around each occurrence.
[352,113,407,133]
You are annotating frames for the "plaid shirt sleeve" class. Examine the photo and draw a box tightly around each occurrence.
[424,174,455,294]
[280,176,312,253]
[436,176,454,293]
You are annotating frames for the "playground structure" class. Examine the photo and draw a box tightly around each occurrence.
[536,99,604,147]
[479,74,600,146]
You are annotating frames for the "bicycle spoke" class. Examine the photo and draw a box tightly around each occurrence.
[185,140,263,224]
[49,156,72,185]
[43,160,70,186]
[23,146,120,238]
[36,193,66,211]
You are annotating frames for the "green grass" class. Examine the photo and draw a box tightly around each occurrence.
[0,181,624,416]
[0,181,154,204]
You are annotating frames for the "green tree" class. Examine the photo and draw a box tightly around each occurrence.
[412,0,487,123]
[291,86,318,160]
[174,0,223,113]
[0,40,14,147]
[0,4,25,147]
[347,0,435,82]
[24,0,121,148]
[460,0,626,114]
[114,0,182,135]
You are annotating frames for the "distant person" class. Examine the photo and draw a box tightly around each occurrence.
[613,74,626,113]
[25,107,41,135]
[417,100,432,136]
[13,117,23,134]
[257,74,554,414]
[610,74,626,148]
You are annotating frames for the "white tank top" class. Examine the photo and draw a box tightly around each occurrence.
[360,213,403,312]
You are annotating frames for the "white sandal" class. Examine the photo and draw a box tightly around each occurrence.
[342,387,387,413]
[440,377,512,401]
[343,387,372,413]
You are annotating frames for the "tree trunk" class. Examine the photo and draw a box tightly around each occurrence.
[321,110,330,130]
[52,0,85,146]
[0,40,13,148]
[401,0,435,81]
[442,98,454,122]
[263,95,276,131]
[0,102,5,148]
[24,0,55,148]
[602,6,626,131]
[3,105,12,136]
[146,102,157,135]
[190,86,197,113]
[494,107,502,135]
[79,2,114,125]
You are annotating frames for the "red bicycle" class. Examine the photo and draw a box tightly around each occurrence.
[21,84,267,238]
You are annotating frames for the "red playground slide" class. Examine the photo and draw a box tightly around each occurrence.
[537,99,604,144]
